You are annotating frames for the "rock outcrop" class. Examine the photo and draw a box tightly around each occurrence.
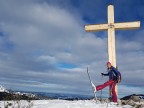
[0,91,49,100]
[120,94,144,108]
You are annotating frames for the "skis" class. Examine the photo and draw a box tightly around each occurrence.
[87,67,97,102]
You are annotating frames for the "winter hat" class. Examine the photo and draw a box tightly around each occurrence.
[107,61,111,65]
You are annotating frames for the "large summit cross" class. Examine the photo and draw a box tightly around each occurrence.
[85,5,140,95]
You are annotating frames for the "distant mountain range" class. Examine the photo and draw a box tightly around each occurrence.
[33,92,92,100]
[0,85,49,100]
[0,85,93,100]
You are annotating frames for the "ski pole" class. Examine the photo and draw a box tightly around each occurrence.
[100,75,103,102]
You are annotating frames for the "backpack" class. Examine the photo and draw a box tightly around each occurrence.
[116,71,122,83]
[112,67,122,83]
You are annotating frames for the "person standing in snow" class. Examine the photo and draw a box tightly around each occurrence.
[92,62,121,103]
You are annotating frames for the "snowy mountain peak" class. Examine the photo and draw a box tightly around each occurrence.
[0,85,8,92]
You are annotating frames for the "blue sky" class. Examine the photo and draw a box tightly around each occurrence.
[0,0,144,98]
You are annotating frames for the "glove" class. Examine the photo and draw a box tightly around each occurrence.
[101,73,104,76]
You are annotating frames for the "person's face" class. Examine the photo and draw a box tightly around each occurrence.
[107,64,111,68]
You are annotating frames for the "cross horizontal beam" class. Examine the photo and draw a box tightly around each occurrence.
[85,24,108,32]
[85,21,140,32]
[115,21,140,30]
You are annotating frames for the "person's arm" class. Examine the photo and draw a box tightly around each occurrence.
[101,73,109,76]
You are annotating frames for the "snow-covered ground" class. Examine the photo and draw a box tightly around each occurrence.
[0,100,133,108]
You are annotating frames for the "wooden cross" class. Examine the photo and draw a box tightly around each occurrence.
[85,5,140,95]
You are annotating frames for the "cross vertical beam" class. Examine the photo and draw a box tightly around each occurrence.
[108,5,116,67]
[108,5,117,96]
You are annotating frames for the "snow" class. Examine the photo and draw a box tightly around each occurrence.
[14,92,36,98]
[122,105,133,108]
[0,100,132,108]
[0,85,8,93]
[32,100,119,108]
